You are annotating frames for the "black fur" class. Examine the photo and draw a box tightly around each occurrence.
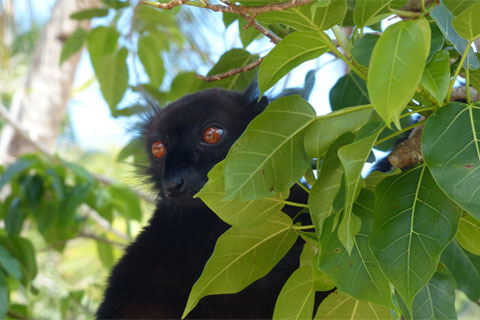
[96,81,320,319]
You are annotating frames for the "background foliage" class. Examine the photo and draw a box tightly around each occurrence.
[1,0,480,319]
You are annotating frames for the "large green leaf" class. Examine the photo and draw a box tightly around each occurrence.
[314,291,392,319]
[370,166,461,308]
[87,26,119,71]
[444,0,478,15]
[60,28,88,65]
[329,72,369,111]
[319,189,395,309]
[273,266,315,320]
[337,122,382,253]
[258,31,329,96]
[256,0,347,32]
[368,21,427,128]
[422,102,480,220]
[397,265,457,320]
[138,34,165,88]
[95,47,129,110]
[197,161,288,226]
[304,106,372,158]
[452,2,480,41]
[431,3,479,70]
[353,0,392,28]
[309,133,354,235]
[224,96,315,201]
[456,212,480,255]
[421,50,450,104]
[183,212,297,318]
[351,33,379,67]
[440,240,480,302]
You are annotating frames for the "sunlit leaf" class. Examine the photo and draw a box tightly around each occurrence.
[367,21,427,127]
[337,122,382,253]
[353,0,392,28]
[370,165,461,308]
[431,3,479,69]
[304,106,372,158]
[314,291,392,319]
[451,2,480,41]
[444,0,478,15]
[70,8,109,20]
[273,266,315,320]
[423,102,480,220]
[224,96,315,201]
[87,26,119,71]
[456,212,480,255]
[138,34,165,88]
[197,161,288,226]
[421,50,450,104]
[319,189,395,309]
[259,31,329,96]
[183,212,297,318]
[309,133,354,235]
[109,184,142,221]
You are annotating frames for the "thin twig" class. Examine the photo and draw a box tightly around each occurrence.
[79,230,127,248]
[195,57,263,82]
[142,0,313,14]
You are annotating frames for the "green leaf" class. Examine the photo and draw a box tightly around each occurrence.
[0,236,37,283]
[200,49,258,91]
[456,212,480,255]
[87,26,119,71]
[70,8,109,20]
[319,189,395,309]
[238,16,259,47]
[256,0,347,32]
[60,28,88,65]
[431,3,479,70]
[138,34,165,88]
[370,166,461,308]
[304,106,372,158]
[309,133,355,235]
[102,0,129,9]
[329,72,369,111]
[97,47,129,110]
[405,265,457,320]
[452,2,480,41]
[0,158,33,191]
[421,50,450,104]
[351,34,379,67]
[422,102,480,220]
[22,174,44,210]
[367,21,427,128]
[337,123,382,253]
[97,239,115,270]
[314,291,392,319]
[183,212,297,318]
[224,96,316,201]
[273,266,315,320]
[258,31,329,96]
[444,0,478,16]
[109,184,142,221]
[60,181,93,227]
[428,23,445,63]
[0,271,7,319]
[197,161,288,226]
[167,72,202,101]
[440,240,480,302]
[471,67,480,93]
[0,246,22,280]
[353,0,392,28]
[5,198,25,236]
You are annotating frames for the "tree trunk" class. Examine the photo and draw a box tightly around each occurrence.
[0,0,100,164]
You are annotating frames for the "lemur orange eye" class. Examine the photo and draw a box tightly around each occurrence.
[203,127,224,144]
[152,141,166,158]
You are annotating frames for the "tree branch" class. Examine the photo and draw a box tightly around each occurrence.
[450,86,480,102]
[195,57,263,81]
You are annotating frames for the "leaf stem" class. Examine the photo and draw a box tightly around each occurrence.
[266,198,309,208]
[374,120,425,146]
[292,224,315,230]
[466,67,472,104]
[446,39,474,103]
[318,31,367,81]
[296,181,311,194]
[332,25,351,58]
[315,104,373,120]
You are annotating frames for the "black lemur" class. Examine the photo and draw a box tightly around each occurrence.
[96,77,321,319]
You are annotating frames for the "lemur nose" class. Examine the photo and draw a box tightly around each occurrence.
[163,177,185,196]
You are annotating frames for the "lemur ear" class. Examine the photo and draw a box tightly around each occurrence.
[242,77,269,110]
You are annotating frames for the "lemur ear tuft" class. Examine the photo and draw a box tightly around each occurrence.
[242,77,269,109]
